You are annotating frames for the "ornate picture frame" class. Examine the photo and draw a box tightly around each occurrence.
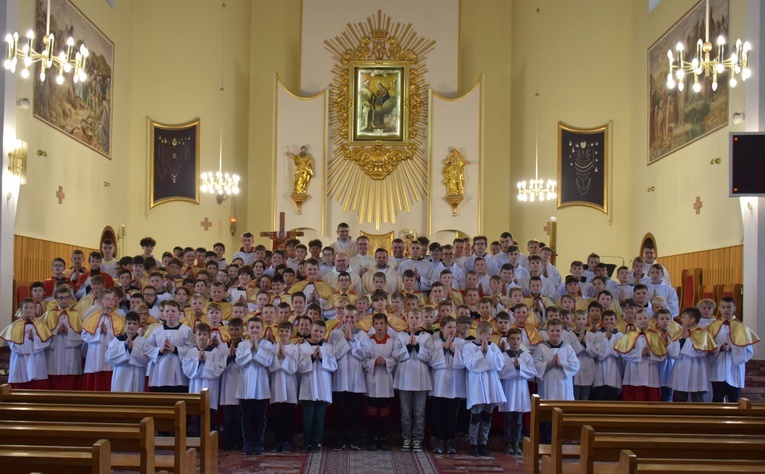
[557,121,609,214]
[33,0,114,159]
[647,0,729,164]
[350,62,408,143]
[148,117,200,208]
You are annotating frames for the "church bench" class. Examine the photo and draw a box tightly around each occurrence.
[0,438,111,474]
[523,395,751,474]
[542,408,765,474]
[0,385,217,474]
[0,418,154,474]
[619,449,765,473]
[580,426,765,474]
[0,401,194,473]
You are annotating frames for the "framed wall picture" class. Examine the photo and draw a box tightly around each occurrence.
[33,0,114,159]
[647,0,729,164]
[557,122,610,214]
[148,117,200,208]
[350,62,408,143]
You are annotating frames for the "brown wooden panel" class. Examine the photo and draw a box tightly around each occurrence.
[13,235,98,283]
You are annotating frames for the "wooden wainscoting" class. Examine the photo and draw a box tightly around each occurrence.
[13,235,98,283]
[661,245,743,288]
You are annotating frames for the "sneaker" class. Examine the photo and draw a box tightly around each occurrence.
[350,443,361,451]
[401,438,412,451]
[283,442,292,453]
[469,444,479,457]
[412,440,423,452]
[315,443,323,450]
[242,442,254,455]
[478,444,491,457]
[433,439,444,454]
[515,443,523,455]
[333,443,347,451]
[254,443,265,455]
[505,443,515,455]
[302,443,312,453]
[446,439,456,454]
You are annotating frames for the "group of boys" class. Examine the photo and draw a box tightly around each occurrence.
[1,226,759,457]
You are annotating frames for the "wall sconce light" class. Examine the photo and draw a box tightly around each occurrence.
[647,186,655,192]
[732,112,745,125]
[710,157,721,165]
[36,149,47,156]
[229,197,237,236]
[7,139,27,184]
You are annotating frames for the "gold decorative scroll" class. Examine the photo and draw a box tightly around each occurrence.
[325,10,434,229]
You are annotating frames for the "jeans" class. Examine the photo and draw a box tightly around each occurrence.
[221,404,243,449]
[333,391,362,444]
[240,399,268,447]
[399,390,428,441]
[712,381,742,403]
[271,402,295,444]
[302,400,328,445]
[660,386,674,402]
[431,397,460,441]
[469,403,495,445]
[503,411,522,444]
[574,384,592,401]
[674,390,705,402]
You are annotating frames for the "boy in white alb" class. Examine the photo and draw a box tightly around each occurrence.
[1,298,52,389]
[43,284,84,390]
[498,328,536,455]
[429,316,466,455]
[219,317,244,451]
[462,321,506,457]
[708,297,760,402]
[363,313,397,451]
[183,323,226,434]
[667,306,717,402]
[106,311,149,392]
[298,320,338,452]
[236,317,274,456]
[145,300,194,392]
[329,305,368,451]
[570,308,598,400]
[270,321,299,453]
[81,290,125,391]
[393,309,434,453]
[592,310,623,400]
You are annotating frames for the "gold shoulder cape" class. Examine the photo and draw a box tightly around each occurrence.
[82,311,125,336]
[614,328,667,357]
[707,319,760,347]
[43,309,83,333]
[0,319,53,344]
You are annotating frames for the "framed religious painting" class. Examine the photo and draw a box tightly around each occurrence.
[349,62,408,143]
[557,121,610,214]
[647,0,729,164]
[33,0,114,159]
[148,117,200,208]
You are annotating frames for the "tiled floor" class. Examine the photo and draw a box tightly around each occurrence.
[217,447,524,474]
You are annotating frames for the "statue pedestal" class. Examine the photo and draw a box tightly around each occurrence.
[291,193,308,214]
[446,195,463,217]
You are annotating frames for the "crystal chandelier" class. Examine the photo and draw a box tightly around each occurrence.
[200,2,240,199]
[666,0,751,93]
[3,0,88,84]
[517,1,556,203]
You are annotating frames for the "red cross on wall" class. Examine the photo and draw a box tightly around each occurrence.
[693,196,703,215]
[56,186,65,204]
[200,217,213,231]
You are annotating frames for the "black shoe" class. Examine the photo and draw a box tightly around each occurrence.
[469,444,479,457]
[333,443,346,451]
[254,443,265,455]
[350,443,361,451]
[303,443,313,453]
[368,437,378,451]
[478,444,491,457]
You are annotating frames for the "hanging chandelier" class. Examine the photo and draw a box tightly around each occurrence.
[3,0,88,84]
[200,2,240,198]
[517,1,556,203]
[666,0,751,92]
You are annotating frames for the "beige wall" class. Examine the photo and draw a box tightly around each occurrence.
[11,0,748,268]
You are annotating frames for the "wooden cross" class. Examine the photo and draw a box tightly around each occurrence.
[200,217,213,231]
[543,221,552,236]
[55,186,66,204]
[260,212,304,250]
[693,196,703,215]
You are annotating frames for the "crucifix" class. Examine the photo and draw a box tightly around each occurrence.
[260,211,304,250]
[543,218,558,265]
[56,186,66,204]
[693,196,703,215]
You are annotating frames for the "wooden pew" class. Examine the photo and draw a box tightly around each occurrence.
[0,385,217,474]
[0,401,195,473]
[0,438,111,474]
[619,449,765,473]
[523,395,751,474]
[543,409,765,474]
[0,418,154,474]
[580,426,765,474]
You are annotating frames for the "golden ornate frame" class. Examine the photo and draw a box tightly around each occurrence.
[325,10,434,229]
[148,117,200,209]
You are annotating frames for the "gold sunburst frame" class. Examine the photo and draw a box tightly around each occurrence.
[325,10,435,229]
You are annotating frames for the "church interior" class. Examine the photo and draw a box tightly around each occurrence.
[1,0,765,472]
